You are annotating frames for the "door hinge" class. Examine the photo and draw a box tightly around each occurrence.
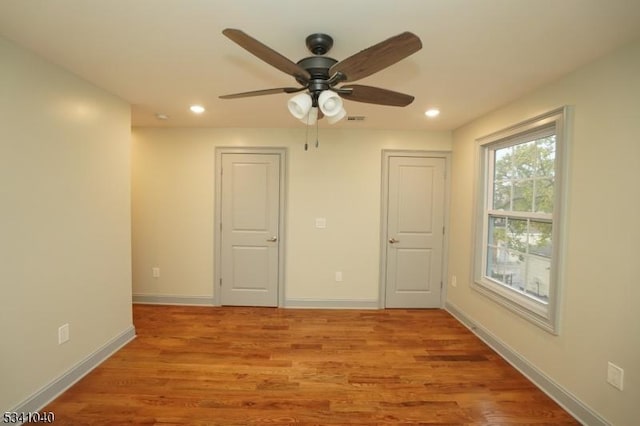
[219,278,222,287]
[440,281,443,290]
[442,226,445,235]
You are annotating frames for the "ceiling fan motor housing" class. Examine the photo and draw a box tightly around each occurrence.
[296,55,338,101]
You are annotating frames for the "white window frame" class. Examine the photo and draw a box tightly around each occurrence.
[472,107,570,334]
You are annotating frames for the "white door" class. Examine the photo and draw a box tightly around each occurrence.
[384,156,445,308]
[220,153,280,306]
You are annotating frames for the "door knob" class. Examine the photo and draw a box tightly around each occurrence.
[389,238,399,244]
[267,236,278,242]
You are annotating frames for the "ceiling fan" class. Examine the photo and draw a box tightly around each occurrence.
[219,29,422,124]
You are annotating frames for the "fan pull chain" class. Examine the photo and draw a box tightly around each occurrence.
[315,116,319,148]
[304,112,310,151]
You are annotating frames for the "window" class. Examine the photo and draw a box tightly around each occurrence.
[473,107,569,334]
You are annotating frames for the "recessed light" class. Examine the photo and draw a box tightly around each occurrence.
[425,108,440,118]
[155,113,169,121]
[190,105,205,114]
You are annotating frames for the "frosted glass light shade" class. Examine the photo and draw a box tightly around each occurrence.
[327,106,347,124]
[287,93,312,119]
[318,90,343,117]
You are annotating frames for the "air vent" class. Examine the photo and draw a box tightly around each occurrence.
[347,116,366,121]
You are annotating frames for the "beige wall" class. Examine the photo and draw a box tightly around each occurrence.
[131,128,451,303]
[5,18,634,423]
[448,40,640,424]
[0,37,132,410]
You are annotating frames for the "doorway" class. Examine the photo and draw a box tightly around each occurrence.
[380,151,449,308]
[214,148,286,306]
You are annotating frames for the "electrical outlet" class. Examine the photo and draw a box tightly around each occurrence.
[58,323,70,345]
[451,275,457,287]
[607,362,624,390]
[152,267,160,278]
[335,271,343,282]
[315,218,327,228]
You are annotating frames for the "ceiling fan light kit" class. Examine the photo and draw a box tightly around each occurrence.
[318,90,343,117]
[220,28,422,126]
[287,93,313,119]
[327,107,347,124]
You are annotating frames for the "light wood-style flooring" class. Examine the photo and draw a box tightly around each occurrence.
[40,305,579,425]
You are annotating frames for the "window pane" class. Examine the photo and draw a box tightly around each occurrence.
[494,146,513,181]
[507,218,528,253]
[535,136,556,178]
[534,178,554,213]
[529,221,552,258]
[504,250,525,291]
[512,179,534,212]
[512,140,537,179]
[486,238,526,291]
[486,245,505,282]
[493,181,511,210]
[488,216,507,248]
[525,255,551,303]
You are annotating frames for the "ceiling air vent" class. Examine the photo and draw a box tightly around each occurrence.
[347,116,366,121]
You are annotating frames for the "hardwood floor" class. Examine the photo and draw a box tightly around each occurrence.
[40,305,579,425]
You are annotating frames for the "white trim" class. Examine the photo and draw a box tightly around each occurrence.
[214,147,288,307]
[10,326,136,415]
[379,150,452,309]
[133,294,214,306]
[445,302,609,426]
[284,298,379,309]
[476,113,559,146]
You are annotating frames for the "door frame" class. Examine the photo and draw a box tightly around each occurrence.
[379,150,452,308]
[214,147,287,307]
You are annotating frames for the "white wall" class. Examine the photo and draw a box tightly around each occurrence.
[0,36,132,411]
[131,128,451,304]
[447,39,640,425]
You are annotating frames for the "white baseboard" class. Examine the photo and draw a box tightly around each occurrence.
[133,294,214,306]
[133,295,378,309]
[12,325,135,415]
[445,302,608,426]
[284,298,379,309]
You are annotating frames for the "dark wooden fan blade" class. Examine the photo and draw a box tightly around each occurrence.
[339,84,415,106]
[223,29,310,82]
[219,87,305,99]
[330,32,422,82]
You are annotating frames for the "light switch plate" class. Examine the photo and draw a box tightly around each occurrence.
[315,218,327,228]
[58,323,70,345]
[607,362,624,390]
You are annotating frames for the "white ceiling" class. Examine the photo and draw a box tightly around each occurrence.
[1,0,639,130]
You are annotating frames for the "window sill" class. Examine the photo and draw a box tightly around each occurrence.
[472,278,559,335]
